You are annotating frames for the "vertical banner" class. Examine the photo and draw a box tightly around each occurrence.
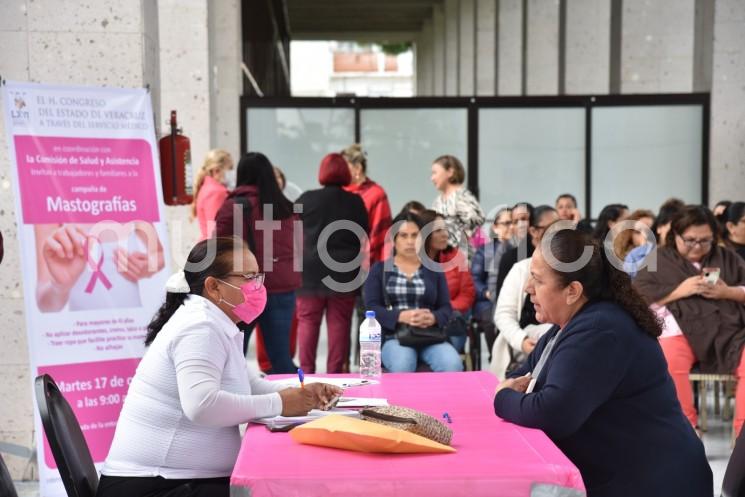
[2,81,169,497]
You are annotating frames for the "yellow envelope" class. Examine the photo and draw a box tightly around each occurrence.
[290,415,456,454]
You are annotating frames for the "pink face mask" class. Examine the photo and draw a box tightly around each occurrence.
[218,280,267,323]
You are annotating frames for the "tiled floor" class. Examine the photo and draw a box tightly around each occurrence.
[13,327,735,496]
[705,415,732,494]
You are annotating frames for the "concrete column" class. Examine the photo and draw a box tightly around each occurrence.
[459,0,475,95]
[208,0,242,158]
[565,0,611,94]
[497,0,523,95]
[709,0,745,203]
[693,0,714,92]
[476,0,497,95]
[417,18,435,96]
[158,0,210,260]
[433,4,446,95]
[621,0,696,93]
[444,0,460,95]
[525,0,559,95]
[0,0,160,480]
[416,34,425,96]
[609,0,622,93]
[159,0,210,168]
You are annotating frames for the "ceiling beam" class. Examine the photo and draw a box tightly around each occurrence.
[287,0,440,6]
[285,0,437,37]
[292,31,418,43]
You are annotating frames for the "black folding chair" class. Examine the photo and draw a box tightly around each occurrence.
[35,374,98,497]
[0,452,19,497]
[722,424,745,497]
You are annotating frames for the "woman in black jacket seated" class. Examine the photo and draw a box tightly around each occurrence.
[364,212,462,372]
[494,226,711,497]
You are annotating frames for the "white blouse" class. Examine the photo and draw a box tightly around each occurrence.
[102,295,284,479]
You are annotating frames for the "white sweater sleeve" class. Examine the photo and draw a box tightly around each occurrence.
[247,369,288,395]
[494,262,528,352]
[171,331,282,427]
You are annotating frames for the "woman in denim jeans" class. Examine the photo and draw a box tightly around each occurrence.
[364,212,463,372]
[214,152,300,373]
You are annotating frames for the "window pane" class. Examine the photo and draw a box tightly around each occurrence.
[478,108,585,219]
[246,107,355,200]
[360,108,468,213]
[591,105,703,218]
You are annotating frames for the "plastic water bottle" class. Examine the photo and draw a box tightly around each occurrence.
[359,310,382,379]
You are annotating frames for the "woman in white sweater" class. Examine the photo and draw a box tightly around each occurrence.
[97,237,340,497]
[489,207,558,379]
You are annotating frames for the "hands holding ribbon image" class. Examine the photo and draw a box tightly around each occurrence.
[35,222,165,312]
[39,224,89,291]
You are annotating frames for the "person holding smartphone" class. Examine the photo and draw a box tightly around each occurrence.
[634,205,745,436]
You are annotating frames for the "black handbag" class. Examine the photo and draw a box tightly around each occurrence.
[395,323,448,347]
[444,312,468,337]
[382,269,448,347]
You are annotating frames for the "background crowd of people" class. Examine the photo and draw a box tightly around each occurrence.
[191,145,745,435]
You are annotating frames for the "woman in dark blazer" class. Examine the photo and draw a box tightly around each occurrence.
[295,153,369,374]
[494,227,712,497]
[364,212,462,372]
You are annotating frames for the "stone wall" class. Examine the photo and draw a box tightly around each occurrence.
[0,0,160,479]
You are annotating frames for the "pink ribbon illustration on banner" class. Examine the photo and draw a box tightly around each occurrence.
[84,236,113,293]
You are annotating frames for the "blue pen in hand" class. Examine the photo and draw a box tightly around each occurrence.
[297,368,305,390]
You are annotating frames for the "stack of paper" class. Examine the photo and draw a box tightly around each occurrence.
[252,408,361,430]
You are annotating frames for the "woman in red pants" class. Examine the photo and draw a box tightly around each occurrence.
[295,153,369,373]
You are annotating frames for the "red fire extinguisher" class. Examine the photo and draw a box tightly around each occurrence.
[159,110,193,205]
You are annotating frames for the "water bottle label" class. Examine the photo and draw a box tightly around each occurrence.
[360,320,381,342]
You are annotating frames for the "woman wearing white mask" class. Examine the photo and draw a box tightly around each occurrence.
[192,149,234,240]
[97,237,340,497]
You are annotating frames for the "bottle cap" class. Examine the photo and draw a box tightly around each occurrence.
[365,310,376,319]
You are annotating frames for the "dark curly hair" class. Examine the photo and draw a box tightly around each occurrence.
[544,227,662,338]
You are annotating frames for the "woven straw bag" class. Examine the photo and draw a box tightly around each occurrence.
[360,405,453,446]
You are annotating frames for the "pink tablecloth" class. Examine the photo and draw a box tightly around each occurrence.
[231,371,585,497]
